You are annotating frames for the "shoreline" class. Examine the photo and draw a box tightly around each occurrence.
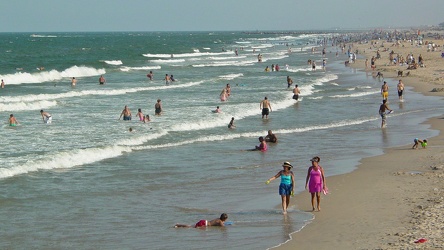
[277,34,444,249]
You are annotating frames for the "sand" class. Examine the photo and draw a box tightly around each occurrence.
[277,32,444,249]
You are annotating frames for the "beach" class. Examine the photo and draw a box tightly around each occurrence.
[278,32,444,249]
[1,31,444,249]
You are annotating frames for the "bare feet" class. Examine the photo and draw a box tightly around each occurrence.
[283,210,287,215]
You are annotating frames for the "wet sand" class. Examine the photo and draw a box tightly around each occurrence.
[277,32,444,249]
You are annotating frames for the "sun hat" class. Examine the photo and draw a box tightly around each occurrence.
[310,157,319,163]
[282,161,293,168]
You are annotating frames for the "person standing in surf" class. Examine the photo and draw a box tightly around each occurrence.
[293,85,301,101]
[225,84,231,97]
[287,76,293,88]
[155,99,162,115]
[165,74,171,85]
[136,108,144,121]
[71,77,77,87]
[1,79,4,89]
[260,97,272,119]
[99,75,106,85]
[119,106,132,121]
[9,114,19,126]
[397,79,404,101]
[379,99,392,128]
[220,87,228,101]
[266,162,295,214]
[305,156,327,212]
[381,81,389,101]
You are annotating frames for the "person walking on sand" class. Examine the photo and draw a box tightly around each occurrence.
[260,97,272,119]
[9,114,19,126]
[266,161,295,214]
[119,105,132,121]
[381,81,389,101]
[155,99,162,115]
[40,110,52,124]
[293,85,301,101]
[175,213,228,228]
[71,77,77,87]
[305,156,327,212]
[379,99,392,128]
[397,79,404,101]
[99,75,106,85]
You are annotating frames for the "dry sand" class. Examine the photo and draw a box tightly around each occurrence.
[277,32,444,249]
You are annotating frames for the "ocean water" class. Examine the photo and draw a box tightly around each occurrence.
[0,32,442,249]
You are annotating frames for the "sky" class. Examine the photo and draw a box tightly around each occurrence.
[0,0,443,32]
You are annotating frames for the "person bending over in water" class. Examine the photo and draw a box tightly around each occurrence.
[40,110,52,124]
[265,130,277,143]
[175,213,228,228]
[147,71,153,80]
[9,114,19,126]
[228,117,235,129]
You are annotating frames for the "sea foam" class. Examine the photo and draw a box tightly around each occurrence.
[0,66,106,85]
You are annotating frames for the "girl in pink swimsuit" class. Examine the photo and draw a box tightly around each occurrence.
[305,156,327,211]
[137,108,144,121]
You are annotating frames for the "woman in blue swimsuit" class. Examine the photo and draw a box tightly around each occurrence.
[266,162,295,214]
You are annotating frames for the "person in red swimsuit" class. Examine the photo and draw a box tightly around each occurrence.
[174,213,228,228]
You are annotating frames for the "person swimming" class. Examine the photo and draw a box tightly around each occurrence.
[213,106,221,113]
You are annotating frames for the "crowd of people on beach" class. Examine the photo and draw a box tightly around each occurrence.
[5,29,438,232]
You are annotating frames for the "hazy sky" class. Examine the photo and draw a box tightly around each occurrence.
[1,0,443,32]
